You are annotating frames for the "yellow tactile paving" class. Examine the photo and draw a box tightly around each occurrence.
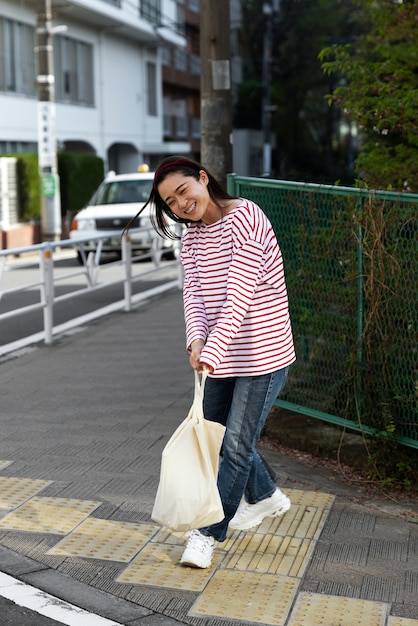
[282,488,335,509]
[0,482,408,626]
[48,519,158,562]
[287,592,388,626]
[190,570,299,625]
[0,477,52,509]
[150,527,188,545]
[254,500,332,540]
[116,542,224,591]
[0,496,100,534]
[222,533,315,577]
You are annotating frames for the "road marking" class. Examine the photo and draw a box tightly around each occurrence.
[0,573,123,626]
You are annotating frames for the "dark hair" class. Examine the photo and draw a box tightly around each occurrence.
[123,156,237,240]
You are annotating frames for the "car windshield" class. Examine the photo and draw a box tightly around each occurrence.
[94,179,153,205]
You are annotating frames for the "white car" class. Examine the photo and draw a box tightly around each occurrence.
[69,168,177,262]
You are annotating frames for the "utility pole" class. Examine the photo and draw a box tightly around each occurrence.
[261,0,279,177]
[36,0,66,241]
[200,0,233,186]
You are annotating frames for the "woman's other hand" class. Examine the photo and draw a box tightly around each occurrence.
[189,340,213,373]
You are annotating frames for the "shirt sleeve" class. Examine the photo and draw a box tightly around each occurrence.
[182,246,209,353]
[199,237,265,371]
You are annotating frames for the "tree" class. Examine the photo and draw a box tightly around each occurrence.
[236,0,361,182]
[320,0,418,191]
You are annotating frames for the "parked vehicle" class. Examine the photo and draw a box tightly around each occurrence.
[69,166,176,262]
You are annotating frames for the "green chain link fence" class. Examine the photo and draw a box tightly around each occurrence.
[227,175,418,450]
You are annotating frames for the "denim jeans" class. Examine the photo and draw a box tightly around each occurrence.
[200,366,289,542]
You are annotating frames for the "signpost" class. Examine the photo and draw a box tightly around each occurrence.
[36,0,66,241]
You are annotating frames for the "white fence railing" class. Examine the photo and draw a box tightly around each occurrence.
[0,229,182,355]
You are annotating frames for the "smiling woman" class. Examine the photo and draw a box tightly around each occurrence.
[125,155,296,569]
[124,156,239,239]
[157,169,240,224]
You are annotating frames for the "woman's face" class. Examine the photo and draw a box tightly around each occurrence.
[157,170,219,224]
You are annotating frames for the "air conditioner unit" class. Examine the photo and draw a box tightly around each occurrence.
[0,157,18,230]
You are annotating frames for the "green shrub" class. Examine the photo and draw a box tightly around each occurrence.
[58,152,104,217]
[1,152,104,222]
[1,154,40,221]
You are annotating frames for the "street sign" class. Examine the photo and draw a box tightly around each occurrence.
[41,175,56,197]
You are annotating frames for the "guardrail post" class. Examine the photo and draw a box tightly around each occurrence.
[40,243,54,345]
[151,236,161,268]
[122,234,132,311]
[174,225,183,289]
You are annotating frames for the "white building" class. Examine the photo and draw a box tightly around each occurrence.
[0,0,189,174]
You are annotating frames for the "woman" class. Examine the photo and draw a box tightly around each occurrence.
[126,156,296,568]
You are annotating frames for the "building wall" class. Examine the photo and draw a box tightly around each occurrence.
[1,0,251,188]
[0,0,187,174]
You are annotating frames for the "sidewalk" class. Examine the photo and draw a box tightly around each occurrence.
[0,288,417,626]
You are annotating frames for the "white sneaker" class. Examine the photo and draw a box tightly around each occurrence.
[229,488,291,531]
[180,529,215,568]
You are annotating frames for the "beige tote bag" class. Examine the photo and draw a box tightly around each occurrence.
[151,370,225,531]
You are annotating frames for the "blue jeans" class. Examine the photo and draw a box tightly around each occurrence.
[200,366,289,542]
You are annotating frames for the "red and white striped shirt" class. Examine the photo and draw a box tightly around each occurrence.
[181,198,296,377]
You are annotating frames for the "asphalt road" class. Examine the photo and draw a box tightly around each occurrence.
[0,250,178,348]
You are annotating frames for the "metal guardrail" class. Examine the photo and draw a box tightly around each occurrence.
[0,228,182,353]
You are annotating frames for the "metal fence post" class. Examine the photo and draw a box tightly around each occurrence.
[122,234,132,312]
[226,172,237,196]
[174,224,183,290]
[356,195,364,425]
[40,243,54,344]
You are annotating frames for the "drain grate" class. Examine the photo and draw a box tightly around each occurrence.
[48,519,158,562]
[0,497,100,534]
[190,570,299,625]
[287,591,388,626]
[0,477,52,509]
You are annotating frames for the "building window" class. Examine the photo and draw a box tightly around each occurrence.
[188,0,200,12]
[190,53,200,76]
[176,6,185,36]
[191,117,200,139]
[0,141,37,153]
[174,48,187,72]
[164,114,173,137]
[0,17,36,96]
[141,0,161,25]
[54,36,94,106]
[147,61,157,116]
[176,115,188,138]
[161,46,171,67]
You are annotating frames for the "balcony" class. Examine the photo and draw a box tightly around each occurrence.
[50,0,184,47]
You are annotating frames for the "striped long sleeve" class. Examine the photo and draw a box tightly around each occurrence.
[181,199,296,377]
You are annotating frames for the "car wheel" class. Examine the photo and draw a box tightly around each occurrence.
[76,249,85,265]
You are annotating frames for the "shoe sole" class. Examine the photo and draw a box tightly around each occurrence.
[180,557,211,569]
[229,500,291,531]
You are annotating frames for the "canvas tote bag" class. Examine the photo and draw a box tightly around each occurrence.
[151,370,225,531]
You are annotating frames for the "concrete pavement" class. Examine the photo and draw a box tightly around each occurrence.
[0,288,417,626]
